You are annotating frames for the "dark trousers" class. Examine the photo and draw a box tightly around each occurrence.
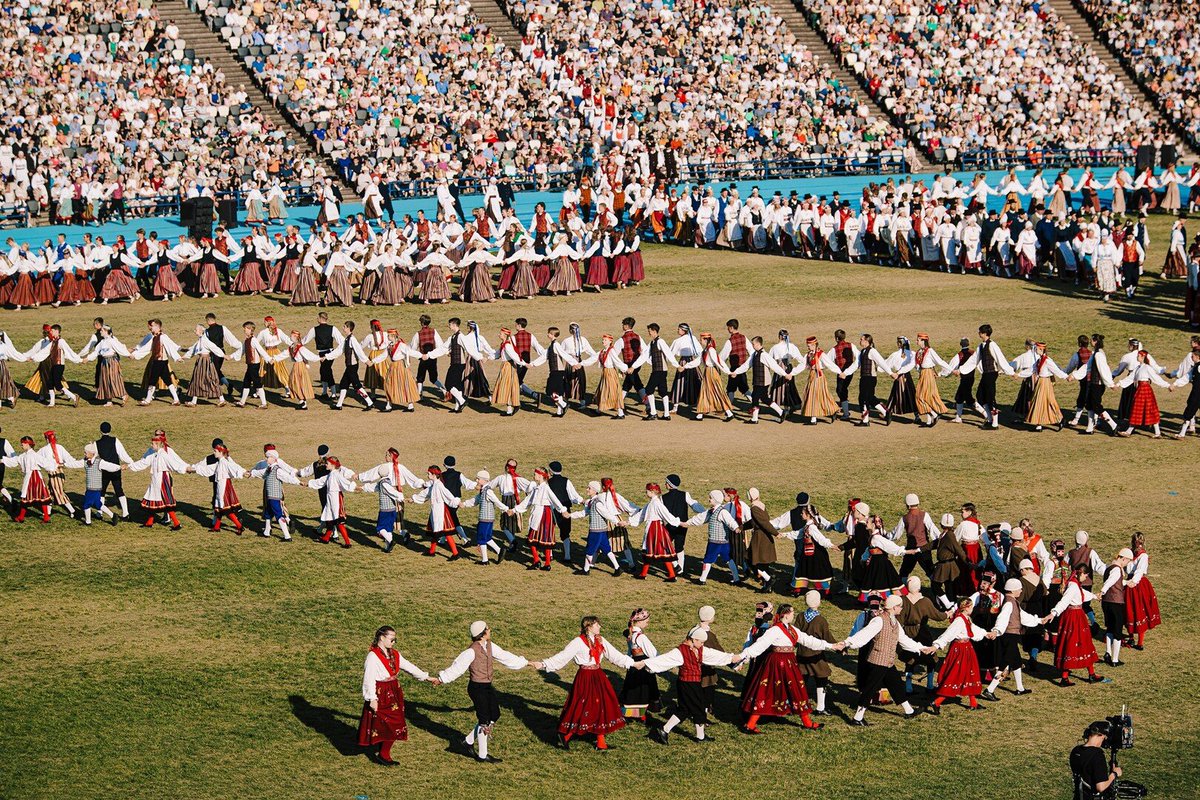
[836,374,851,403]
[1101,600,1125,638]
[100,471,124,499]
[415,358,439,384]
[977,372,998,407]
[856,662,907,708]
[339,364,363,391]
[242,363,263,391]
[899,550,934,579]
[858,375,879,408]
[467,681,501,726]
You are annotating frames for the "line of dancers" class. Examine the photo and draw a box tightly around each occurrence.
[3,316,1199,437]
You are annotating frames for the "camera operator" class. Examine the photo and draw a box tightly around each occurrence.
[1070,720,1121,799]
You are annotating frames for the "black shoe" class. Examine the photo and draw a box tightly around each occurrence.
[540,564,551,572]
[847,718,870,727]
[966,704,986,711]
[573,568,588,576]
[612,566,622,578]
[925,705,940,715]
[476,560,492,566]
[384,539,395,553]
[813,709,832,717]
[170,524,182,531]
[903,710,920,720]
[475,755,503,764]
[447,553,462,562]
[980,690,998,702]
[664,576,676,583]
[649,727,668,745]
[1014,689,1033,695]
[556,733,570,750]
[526,563,540,571]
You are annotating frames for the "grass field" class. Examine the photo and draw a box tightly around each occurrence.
[1,223,1196,800]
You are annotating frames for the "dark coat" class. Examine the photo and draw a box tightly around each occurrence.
[932,533,968,584]
[747,504,779,566]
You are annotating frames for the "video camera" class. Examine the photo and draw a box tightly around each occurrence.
[1104,708,1134,753]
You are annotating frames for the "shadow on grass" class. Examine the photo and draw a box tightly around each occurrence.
[404,701,476,757]
[493,688,564,746]
[289,694,362,757]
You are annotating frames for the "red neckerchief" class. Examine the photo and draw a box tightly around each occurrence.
[1035,352,1049,375]
[955,613,974,638]
[388,340,404,359]
[371,646,399,677]
[809,348,823,374]
[580,634,603,665]
[774,622,799,646]
[506,465,522,503]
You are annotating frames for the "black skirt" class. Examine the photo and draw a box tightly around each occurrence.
[886,373,917,415]
[770,374,800,407]
[671,367,700,406]
[620,656,660,711]
[464,359,490,398]
[1013,377,1033,417]
[793,545,833,581]
[566,368,587,403]
[861,553,902,592]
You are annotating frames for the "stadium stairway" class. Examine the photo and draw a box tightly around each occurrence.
[161,0,361,202]
[769,0,932,171]
[468,0,523,48]
[1053,0,1196,160]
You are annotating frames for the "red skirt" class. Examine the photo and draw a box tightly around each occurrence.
[1054,606,1098,670]
[957,542,981,594]
[1127,382,1160,426]
[740,650,809,716]
[1125,579,1161,634]
[22,471,52,505]
[8,273,36,306]
[629,251,645,282]
[935,639,982,697]
[154,264,183,297]
[558,666,626,736]
[643,520,676,560]
[584,255,609,286]
[275,259,300,293]
[610,254,632,284]
[532,262,551,288]
[34,273,56,304]
[528,512,556,546]
[357,679,408,745]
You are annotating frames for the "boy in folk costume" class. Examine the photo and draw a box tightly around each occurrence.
[188,443,247,534]
[409,314,445,398]
[462,470,511,565]
[842,594,924,725]
[794,336,840,424]
[436,621,530,763]
[531,326,580,417]
[1169,347,1200,438]
[931,513,968,608]
[728,336,787,424]
[618,317,647,407]
[955,324,1015,429]
[76,444,123,526]
[37,430,82,519]
[892,493,939,579]
[939,337,986,423]
[631,322,680,420]
[303,312,345,398]
[226,321,271,408]
[512,318,545,407]
[546,461,583,565]
[660,474,704,576]
[1099,549,1134,668]
[980,578,1043,701]
[248,450,300,541]
[899,576,947,695]
[408,466,463,560]
[306,456,357,548]
[325,320,375,411]
[687,490,744,586]
[644,627,743,744]
[719,319,752,407]
[127,433,189,530]
[426,318,490,414]
[3,436,58,523]
[25,324,84,407]
[130,318,184,406]
[796,591,839,716]
[1067,333,1119,434]
[840,333,894,426]
[592,333,631,418]
[570,480,628,576]
[512,467,569,572]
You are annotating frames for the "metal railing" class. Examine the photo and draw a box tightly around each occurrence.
[953,146,1137,172]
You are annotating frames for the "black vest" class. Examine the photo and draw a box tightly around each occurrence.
[312,460,329,480]
[980,341,997,373]
[859,346,875,377]
[547,474,571,506]
[442,468,463,497]
[650,340,665,372]
[344,341,357,367]
[548,343,560,371]
[662,489,688,528]
[96,434,119,463]
[751,350,766,387]
[314,323,335,353]
[449,333,462,366]
[207,323,225,349]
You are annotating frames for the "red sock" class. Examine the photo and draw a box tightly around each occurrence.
[15,507,26,523]
[379,741,392,761]
[1062,671,1071,681]
[745,714,760,730]
[322,528,334,543]
[933,697,946,707]
[664,561,676,579]
[562,732,573,743]
[338,523,350,547]
[801,711,817,728]
[543,548,553,566]
[143,515,155,527]
[212,516,223,532]
[41,505,50,522]
[595,734,607,750]
[168,512,180,527]
[228,512,242,530]
[639,563,650,578]
[427,540,436,554]
[1087,666,1097,678]
[1137,632,1145,647]
[968,696,978,708]
[446,537,458,556]
[530,545,540,563]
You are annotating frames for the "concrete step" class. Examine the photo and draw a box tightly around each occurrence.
[468,0,523,47]
[160,0,361,201]
[1049,0,1195,159]
[769,0,932,171]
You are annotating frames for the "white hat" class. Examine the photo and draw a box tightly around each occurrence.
[83,443,97,456]
[884,594,903,610]
[708,489,725,505]
[588,480,602,494]
[941,513,955,527]
[904,493,919,506]
[1118,548,1134,560]
[804,590,821,610]
[469,620,488,639]
[1010,527,1025,540]
[698,605,716,622]
[857,502,871,517]
[476,469,491,482]
[906,575,922,593]
[1004,578,1023,593]
[688,627,709,643]
[1075,530,1089,545]
[999,521,1012,534]
[1018,559,1034,571]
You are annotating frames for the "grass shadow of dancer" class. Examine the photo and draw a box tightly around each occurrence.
[288,694,361,757]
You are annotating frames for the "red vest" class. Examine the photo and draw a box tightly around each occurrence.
[833,340,854,369]
[727,332,748,367]
[417,326,436,352]
[620,330,641,365]
[678,644,703,682]
[514,329,532,358]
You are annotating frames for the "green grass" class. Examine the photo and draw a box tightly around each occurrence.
[0,220,1196,799]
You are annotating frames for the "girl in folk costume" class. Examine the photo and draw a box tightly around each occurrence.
[1013,222,1039,279]
[776,497,836,594]
[193,239,223,299]
[323,242,356,307]
[373,329,421,412]
[417,245,455,305]
[1104,168,1130,215]
[581,233,610,290]
[1159,165,1182,213]
[457,243,498,303]
[619,609,661,720]
[624,228,645,284]
[487,459,530,547]
[307,456,358,548]
[570,479,631,575]
[1093,231,1122,302]
[1024,341,1070,431]
[544,234,582,296]
[693,333,735,421]
[532,615,639,750]
[883,336,918,424]
[188,444,247,534]
[629,482,682,582]
[100,239,141,303]
[1041,563,1106,687]
[181,327,227,407]
[912,333,949,426]
[592,333,630,418]
[2,436,57,523]
[669,323,703,414]
[1162,218,1187,279]
[127,434,189,529]
[938,337,984,423]
[358,626,435,766]
[1124,532,1161,649]
[645,626,743,744]
[923,598,989,714]
[852,502,915,601]
[1117,350,1170,437]
[608,232,631,288]
[247,449,300,541]
[768,330,803,413]
[372,243,412,305]
[462,470,511,565]
[498,238,539,300]
[361,320,390,397]
[687,490,744,586]
[409,466,462,559]
[512,467,569,571]
[357,245,383,304]
[0,330,26,407]
[37,431,82,519]
[559,323,596,410]
[84,326,131,407]
[151,240,182,300]
[491,328,529,416]
[737,603,844,733]
[272,330,319,410]
[230,237,267,294]
[795,336,840,424]
[75,443,122,526]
